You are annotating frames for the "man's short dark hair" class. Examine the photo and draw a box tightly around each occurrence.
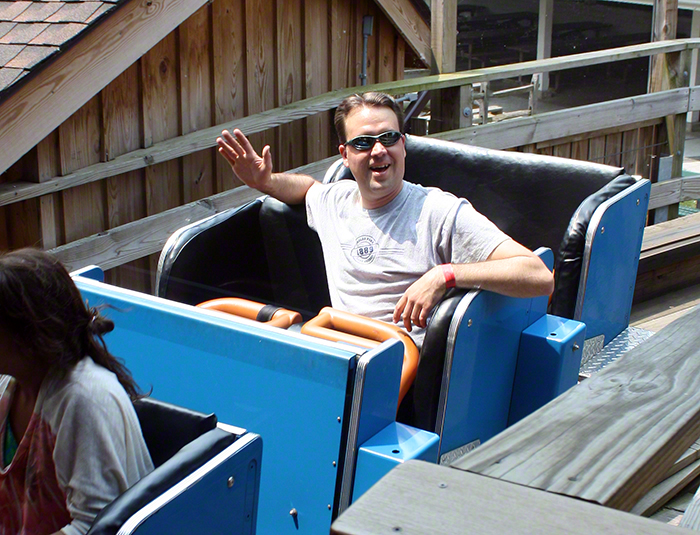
[334,92,404,143]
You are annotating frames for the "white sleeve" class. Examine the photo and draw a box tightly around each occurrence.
[448,201,509,265]
[49,387,151,535]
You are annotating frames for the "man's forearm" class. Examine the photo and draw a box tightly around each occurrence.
[452,256,554,298]
[262,173,317,205]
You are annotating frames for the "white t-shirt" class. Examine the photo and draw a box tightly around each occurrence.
[306,180,508,346]
[0,357,154,535]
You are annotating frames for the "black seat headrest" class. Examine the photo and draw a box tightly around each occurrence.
[133,397,218,468]
[87,426,236,535]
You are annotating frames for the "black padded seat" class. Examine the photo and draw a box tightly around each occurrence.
[158,197,330,321]
[258,198,331,320]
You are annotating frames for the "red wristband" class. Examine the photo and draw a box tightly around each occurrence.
[441,264,456,289]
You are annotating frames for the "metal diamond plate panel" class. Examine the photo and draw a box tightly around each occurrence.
[580,326,655,378]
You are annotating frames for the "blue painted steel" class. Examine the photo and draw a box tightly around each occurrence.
[70,265,104,281]
[126,433,263,535]
[530,247,554,325]
[508,314,586,426]
[353,423,439,501]
[440,292,533,454]
[75,277,363,535]
[578,179,650,344]
[356,340,402,447]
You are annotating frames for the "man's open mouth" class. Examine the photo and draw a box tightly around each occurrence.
[370,164,390,172]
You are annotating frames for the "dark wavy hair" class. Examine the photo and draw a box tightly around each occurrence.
[0,248,142,399]
[334,91,404,143]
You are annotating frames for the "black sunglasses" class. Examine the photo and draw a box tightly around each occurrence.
[344,131,403,151]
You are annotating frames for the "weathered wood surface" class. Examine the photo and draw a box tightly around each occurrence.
[434,88,690,150]
[0,0,209,177]
[373,0,430,65]
[631,457,700,517]
[50,186,259,273]
[453,307,700,512]
[0,87,688,208]
[649,175,700,210]
[330,461,696,535]
[680,477,700,529]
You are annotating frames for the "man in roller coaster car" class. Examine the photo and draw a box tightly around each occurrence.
[216,92,554,348]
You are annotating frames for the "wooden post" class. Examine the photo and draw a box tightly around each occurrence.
[649,0,686,220]
[689,9,700,128]
[537,0,553,94]
[429,0,461,133]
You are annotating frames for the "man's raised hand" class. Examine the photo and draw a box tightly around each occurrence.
[217,129,273,192]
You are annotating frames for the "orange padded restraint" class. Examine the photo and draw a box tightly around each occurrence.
[197,297,302,329]
[301,307,419,410]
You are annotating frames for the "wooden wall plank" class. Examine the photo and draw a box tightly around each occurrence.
[453,306,700,512]
[60,96,105,243]
[102,62,150,292]
[36,131,63,248]
[304,0,332,159]
[7,200,40,249]
[331,0,355,90]
[605,131,623,167]
[246,0,278,169]
[378,8,397,83]
[212,0,246,192]
[142,31,182,215]
[552,142,571,159]
[180,4,215,203]
[638,124,657,180]
[0,0,209,177]
[277,0,305,171]
[621,128,640,175]
[395,29,405,81]
[571,139,589,162]
[588,135,606,164]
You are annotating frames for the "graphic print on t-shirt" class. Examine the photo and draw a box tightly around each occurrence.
[345,235,404,266]
[352,235,378,264]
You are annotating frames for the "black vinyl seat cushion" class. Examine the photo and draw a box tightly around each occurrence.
[87,398,230,535]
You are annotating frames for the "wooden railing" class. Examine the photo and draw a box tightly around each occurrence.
[46,39,700,276]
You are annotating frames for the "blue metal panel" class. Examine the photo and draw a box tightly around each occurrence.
[126,433,262,535]
[439,291,533,456]
[530,247,554,325]
[508,314,586,426]
[75,277,358,535]
[356,340,402,446]
[70,265,104,281]
[577,179,651,344]
[353,423,439,501]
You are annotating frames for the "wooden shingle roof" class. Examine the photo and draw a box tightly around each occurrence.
[0,1,122,93]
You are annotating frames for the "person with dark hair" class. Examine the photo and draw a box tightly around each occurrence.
[0,248,153,535]
[216,91,554,347]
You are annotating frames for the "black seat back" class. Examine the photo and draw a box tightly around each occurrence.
[87,399,235,535]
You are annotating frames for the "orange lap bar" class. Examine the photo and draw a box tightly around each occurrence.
[197,297,303,329]
[301,307,419,410]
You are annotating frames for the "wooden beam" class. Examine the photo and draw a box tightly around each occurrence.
[453,307,700,512]
[50,186,260,273]
[372,0,430,67]
[433,88,690,150]
[330,461,691,535]
[0,63,700,210]
[631,458,700,517]
[47,157,331,272]
[537,0,553,92]
[649,174,700,210]
[0,0,208,177]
